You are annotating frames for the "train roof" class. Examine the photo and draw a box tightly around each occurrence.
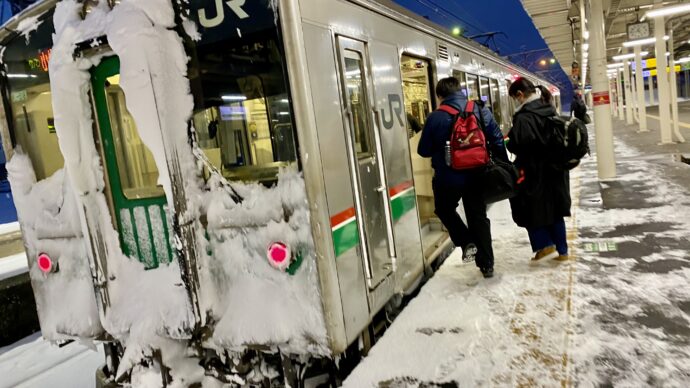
[0,0,557,90]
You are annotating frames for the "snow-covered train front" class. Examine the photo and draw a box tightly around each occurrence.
[0,0,560,385]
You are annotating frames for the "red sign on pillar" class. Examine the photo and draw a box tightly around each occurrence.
[592,91,611,106]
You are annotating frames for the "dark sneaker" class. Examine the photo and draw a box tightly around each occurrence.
[462,243,477,263]
[480,267,494,278]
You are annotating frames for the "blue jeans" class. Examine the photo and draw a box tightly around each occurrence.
[527,219,568,255]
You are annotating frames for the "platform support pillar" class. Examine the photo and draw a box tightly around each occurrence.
[653,0,673,144]
[623,51,634,125]
[589,0,616,179]
[634,45,648,132]
[668,29,685,142]
[617,68,625,120]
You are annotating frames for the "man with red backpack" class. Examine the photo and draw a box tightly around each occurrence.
[418,77,508,278]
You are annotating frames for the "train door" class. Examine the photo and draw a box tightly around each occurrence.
[335,37,395,289]
[401,55,445,261]
[91,57,173,268]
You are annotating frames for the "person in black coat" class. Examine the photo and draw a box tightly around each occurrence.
[507,78,571,261]
[418,77,508,278]
[570,92,588,122]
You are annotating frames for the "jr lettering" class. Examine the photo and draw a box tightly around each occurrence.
[198,0,249,28]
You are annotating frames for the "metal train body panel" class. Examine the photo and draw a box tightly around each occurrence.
[0,0,561,380]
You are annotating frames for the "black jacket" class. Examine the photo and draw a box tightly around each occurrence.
[507,98,571,228]
[417,92,508,187]
[570,97,587,121]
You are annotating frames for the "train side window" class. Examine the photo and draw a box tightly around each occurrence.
[489,78,503,129]
[104,76,163,199]
[479,76,491,106]
[401,55,433,138]
[343,50,372,157]
[452,70,469,98]
[466,74,480,100]
[1,11,63,181]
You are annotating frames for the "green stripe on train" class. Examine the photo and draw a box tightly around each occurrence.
[332,188,416,257]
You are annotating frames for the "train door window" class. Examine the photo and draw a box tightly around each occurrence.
[489,78,503,129]
[104,75,163,199]
[479,76,491,105]
[344,51,372,157]
[466,74,480,100]
[452,70,469,98]
[401,55,433,137]
[1,11,62,181]
[186,6,298,183]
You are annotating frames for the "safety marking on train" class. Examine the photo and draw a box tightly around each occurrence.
[331,181,416,257]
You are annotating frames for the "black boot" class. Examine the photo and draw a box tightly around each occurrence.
[480,267,494,278]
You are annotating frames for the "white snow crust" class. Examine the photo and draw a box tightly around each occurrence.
[7,0,327,384]
[7,151,102,340]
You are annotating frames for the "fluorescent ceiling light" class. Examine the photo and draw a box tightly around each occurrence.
[677,57,690,64]
[607,63,624,68]
[7,74,37,78]
[613,52,648,61]
[222,95,247,101]
[583,43,589,51]
[646,3,690,18]
[584,31,590,41]
[623,36,669,47]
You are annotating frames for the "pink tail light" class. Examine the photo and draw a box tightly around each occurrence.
[267,242,291,271]
[37,253,55,273]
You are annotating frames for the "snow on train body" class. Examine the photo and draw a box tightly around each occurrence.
[0,0,560,384]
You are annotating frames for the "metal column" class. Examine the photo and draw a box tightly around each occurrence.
[580,0,587,90]
[668,29,685,142]
[589,0,616,179]
[617,68,625,119]
[631,66,639,122]
[649,75,656,105]
[654,1,673,144]
[634,45,648,131]
[623,52,634,124]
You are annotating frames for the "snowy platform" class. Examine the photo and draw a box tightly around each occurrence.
[0,333,103,388]
[0,252,28,282]
[345,122,690,386]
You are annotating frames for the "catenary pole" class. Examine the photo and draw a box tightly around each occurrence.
[589,0,616,179]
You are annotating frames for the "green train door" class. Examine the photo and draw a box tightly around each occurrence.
[91,57,173,269]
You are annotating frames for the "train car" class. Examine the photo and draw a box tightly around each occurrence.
[0,0,560,385]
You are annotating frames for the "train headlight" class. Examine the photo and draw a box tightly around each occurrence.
[37,253,57,273]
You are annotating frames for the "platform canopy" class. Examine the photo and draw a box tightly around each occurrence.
[521,0,690,77]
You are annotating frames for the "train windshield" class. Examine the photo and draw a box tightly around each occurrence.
[1,11,62,181]
[188,0,298,183]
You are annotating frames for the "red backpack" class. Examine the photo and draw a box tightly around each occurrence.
[438,101,490,170]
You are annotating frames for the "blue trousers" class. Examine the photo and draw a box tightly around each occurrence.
[527,219,568,255]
